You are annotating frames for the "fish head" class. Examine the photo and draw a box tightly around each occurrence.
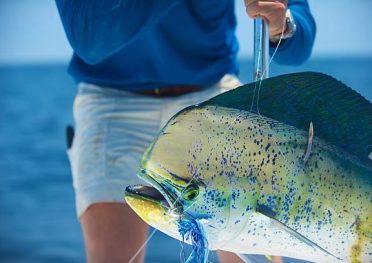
[125,106,259,249]
[125,149,232,249]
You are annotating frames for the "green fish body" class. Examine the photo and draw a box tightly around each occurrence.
[125,73,372,262]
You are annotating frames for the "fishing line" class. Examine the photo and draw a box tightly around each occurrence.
[128,228,158,263]
[255,31,284,114]
[249,21,263,112]
[179,237,187,262]
[252,16,286,114]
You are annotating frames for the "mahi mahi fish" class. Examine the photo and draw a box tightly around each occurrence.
[125,72,372,262]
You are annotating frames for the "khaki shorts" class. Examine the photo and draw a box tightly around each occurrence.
[67,75,241,217]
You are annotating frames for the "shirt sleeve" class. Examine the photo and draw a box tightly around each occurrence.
[270,0,316,65]
[55,0,181,64]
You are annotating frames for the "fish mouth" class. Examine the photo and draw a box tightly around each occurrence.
[125,168,181,211]
[124,169,183,241]
[125,185,171,209]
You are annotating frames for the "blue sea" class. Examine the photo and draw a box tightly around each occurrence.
[0,58,371,263]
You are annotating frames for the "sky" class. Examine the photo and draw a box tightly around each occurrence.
[0,0,371,64]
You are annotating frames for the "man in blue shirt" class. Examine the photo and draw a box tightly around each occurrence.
[57,0,315,262]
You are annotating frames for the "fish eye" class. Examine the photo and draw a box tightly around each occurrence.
[182,184,199,201]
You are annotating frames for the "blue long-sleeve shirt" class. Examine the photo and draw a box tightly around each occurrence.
[56,0,315,90]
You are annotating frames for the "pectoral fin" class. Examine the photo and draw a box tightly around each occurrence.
[256,204,340,260]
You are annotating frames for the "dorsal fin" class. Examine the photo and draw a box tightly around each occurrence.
[202,72,372,166]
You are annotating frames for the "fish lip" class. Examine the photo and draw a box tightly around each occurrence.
[125,185,171,209]
[135,168,181,210]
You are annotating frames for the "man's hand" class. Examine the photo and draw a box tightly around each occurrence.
[244,0,288,37]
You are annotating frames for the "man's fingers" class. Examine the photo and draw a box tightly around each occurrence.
[246,1,286,19]
[244,0,287,9]
[245,1,287,35]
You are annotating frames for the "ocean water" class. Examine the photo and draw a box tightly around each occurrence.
[0,58,371,263]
